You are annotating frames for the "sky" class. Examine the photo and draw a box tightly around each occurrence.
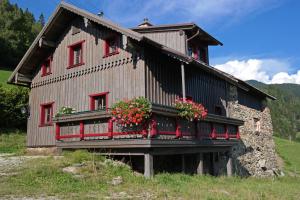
[11,0,300,84]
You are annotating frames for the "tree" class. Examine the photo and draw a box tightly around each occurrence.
[38,13,45,26]
[0,0,42,69]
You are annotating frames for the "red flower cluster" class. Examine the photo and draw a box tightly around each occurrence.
[111,97,151,127]
[175,98,208,121]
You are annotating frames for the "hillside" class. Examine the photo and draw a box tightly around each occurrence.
[247,80,300,140]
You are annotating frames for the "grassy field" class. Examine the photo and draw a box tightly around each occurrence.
[0,69,12,85]
[0,133,300,199]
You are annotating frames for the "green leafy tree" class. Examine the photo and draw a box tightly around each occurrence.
[0,0,42,69]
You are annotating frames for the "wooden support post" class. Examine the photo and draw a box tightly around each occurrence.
[108,119,113,139]
[180,62,186,101]
[181,155,186,173]
[55,123,60,140]
[144,153,154,178]
[227,154,233,177]
[79,121,84,140]
[197,153,204,175]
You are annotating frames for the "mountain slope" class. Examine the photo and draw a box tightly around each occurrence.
[247,80,300,140]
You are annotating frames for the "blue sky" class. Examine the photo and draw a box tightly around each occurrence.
[11,0,300,84]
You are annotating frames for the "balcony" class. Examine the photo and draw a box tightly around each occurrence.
[53,104,243,146]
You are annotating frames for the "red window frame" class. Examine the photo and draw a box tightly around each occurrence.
[103,35,119,57]
[67,40,85,68]
[39,102,54,127]
[41,56,52,77]
[89,92,109,111]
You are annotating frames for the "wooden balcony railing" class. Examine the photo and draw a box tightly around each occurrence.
[53,104,243,141]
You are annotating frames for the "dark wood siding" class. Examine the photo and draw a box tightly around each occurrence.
[238,88,263,111]
[186,67,228,116]
[145,50,182,106]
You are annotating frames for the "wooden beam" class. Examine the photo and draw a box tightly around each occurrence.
[38,37,56,48]
[227,154,233,176]
[181,155,186,173]
[144,153,154,178]
[180,62,186,101]
[197,153,204,175]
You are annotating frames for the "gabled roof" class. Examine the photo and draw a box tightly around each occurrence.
[8,2,275,100]
[131,23,223,46]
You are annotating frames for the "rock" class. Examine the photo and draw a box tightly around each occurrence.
[110,176,123,185]
[62,166,80,174]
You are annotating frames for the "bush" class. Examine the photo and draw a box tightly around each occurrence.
[0,84,29,129]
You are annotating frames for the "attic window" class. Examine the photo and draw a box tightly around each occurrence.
[41,57,52,76]
[68,40,85,68]
[188,45,208,64]
[40,102,54,127]
[89,92,109,111]
[104,35,119,57]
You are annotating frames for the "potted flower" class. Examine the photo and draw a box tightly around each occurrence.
[111,97,151,127]
[55,106,76,117]
[175,98,207,121]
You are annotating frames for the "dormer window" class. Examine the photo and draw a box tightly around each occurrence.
[188,45,208,64]
[41,57,52,76]
[104,35,119,57]
[68,40,85,68]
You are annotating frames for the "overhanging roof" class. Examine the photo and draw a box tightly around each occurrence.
[131,23,223,46]
[8,2,275,100]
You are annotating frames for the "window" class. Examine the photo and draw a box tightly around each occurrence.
[40,102,54,126]
[89,92,109,111]
[41,57,52,76]
[68,40,85,68]
[254,118,261,132]
[104,36,119,57]
[187,45,208,64]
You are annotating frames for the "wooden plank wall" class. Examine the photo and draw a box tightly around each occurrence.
[185,67,228,116]
[144,50,182,106]
[142,31,186,54]
[237,88,263,111]
[145,50,228,116]
[27,17,146,147]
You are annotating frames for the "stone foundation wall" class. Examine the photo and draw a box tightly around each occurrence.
[228,85,279,177]
[26,147,62,155]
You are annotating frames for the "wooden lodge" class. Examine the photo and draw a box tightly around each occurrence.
[8,2,276,177]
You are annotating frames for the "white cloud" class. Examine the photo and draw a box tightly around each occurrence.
[214,59,300,84]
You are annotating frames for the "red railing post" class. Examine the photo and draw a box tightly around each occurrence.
[108,119,113,139]
[80,121,84,140]
[225,124,229,140]
[175,118,182,138]
[211,123,217,139]
[150,116,157,137]
[142,122,148,138]
[55,123,60,140]
[236,126,241,139]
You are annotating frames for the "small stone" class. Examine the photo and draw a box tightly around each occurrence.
[62,166,79,174]
[110,176,123,185]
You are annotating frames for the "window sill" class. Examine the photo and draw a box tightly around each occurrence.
[41,72,52,77]
[103,51,119,58]
[39,123,53,127]
[67,62,85,69]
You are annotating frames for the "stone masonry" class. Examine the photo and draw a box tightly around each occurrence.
[227,85,279,177]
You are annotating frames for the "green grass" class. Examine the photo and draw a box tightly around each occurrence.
[0,130,26,154]
[0,133,300,199]
[0,69,13,87]
[274,137,300,176]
